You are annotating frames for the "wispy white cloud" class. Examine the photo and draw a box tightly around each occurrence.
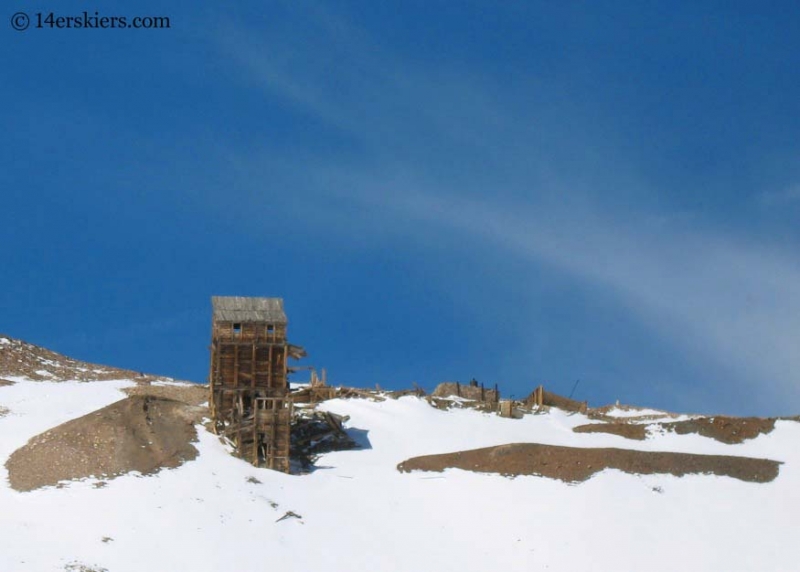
[309,166,800,410]
[211,5,800,412]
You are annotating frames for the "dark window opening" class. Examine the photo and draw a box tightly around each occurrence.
[233,323,242,334]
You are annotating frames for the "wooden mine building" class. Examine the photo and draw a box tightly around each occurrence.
[209,296,301,472]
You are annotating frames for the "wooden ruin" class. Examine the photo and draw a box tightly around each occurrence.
[431,380,499,403]
[291,367,337,404]
[526,385,588,414]
[209,296,299,472]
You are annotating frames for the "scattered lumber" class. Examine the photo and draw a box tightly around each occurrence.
[526,385,588,413]
[432,381,499,403]
[336,387,386,401]
[386,386,426,399]
[276,511,302,522]
[287,344,307,360]
[291,409,356,470]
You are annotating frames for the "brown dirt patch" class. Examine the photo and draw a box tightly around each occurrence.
[573,416,778,444]
[661,417,776,444]
[0,378,14,387]
[0,405,9,418]
[123,382,209,407]
[573,423,647,440]
[588,404,678,422]
[0,334,178,383]
[397,443,781,483]
[5,396,204,491]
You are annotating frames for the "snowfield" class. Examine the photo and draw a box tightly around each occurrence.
[2,378,799,572]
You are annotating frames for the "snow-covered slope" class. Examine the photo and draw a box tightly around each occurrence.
[2,376,799,572]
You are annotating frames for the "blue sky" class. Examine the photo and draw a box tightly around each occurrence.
[2,1,800,415]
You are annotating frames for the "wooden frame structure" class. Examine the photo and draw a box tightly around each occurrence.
[209,296,294,472]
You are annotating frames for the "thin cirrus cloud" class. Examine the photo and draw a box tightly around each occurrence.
[214,12,800,413]
[760,185,800,206]
[333,177,800,412]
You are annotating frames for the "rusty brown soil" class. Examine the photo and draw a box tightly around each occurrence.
[573,423,648,440]
[0,334,177,383]
[662,417,776,444]
[397,443,781,483]
[6,396,205,492]
[122,382,208,407]
[574,416,779,444]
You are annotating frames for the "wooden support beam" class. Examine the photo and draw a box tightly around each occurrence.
[268,344,273,389]
[234,344,239,389]
[237,393,244,458]
[252,397,258,466]
[251,343,256,390]
[208,341,216,418]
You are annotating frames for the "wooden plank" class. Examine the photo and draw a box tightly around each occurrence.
[209,339,287,347]
[252,397,258,466]
[268,344,273,389]
[233,344,239,389]
[251,343,256,390]
[208,341,217,418]
[237,393,243,458]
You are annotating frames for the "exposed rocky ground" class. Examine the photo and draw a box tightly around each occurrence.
[660,416,778,443]
[122,381,208,407]
[574,416,778,444]
[6,396,203,491]
[397,442,782,483]
[574,422,649,440]
[0,334,163,382]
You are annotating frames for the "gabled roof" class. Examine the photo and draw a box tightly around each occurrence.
[211,296,287,324]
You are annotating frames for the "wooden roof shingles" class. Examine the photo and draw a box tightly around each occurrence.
[211,296,287,324]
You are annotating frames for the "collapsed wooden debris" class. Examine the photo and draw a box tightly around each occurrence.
[498,400,525,419]
[385,386,426,400]
[335,387,386,401]
[291,368,338,404]
[432,380,499,403]
[291,409,356,470]
[425,380,501,414]
[276,511,302,523]
[424,381,590,419]
[526,385,588,414]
